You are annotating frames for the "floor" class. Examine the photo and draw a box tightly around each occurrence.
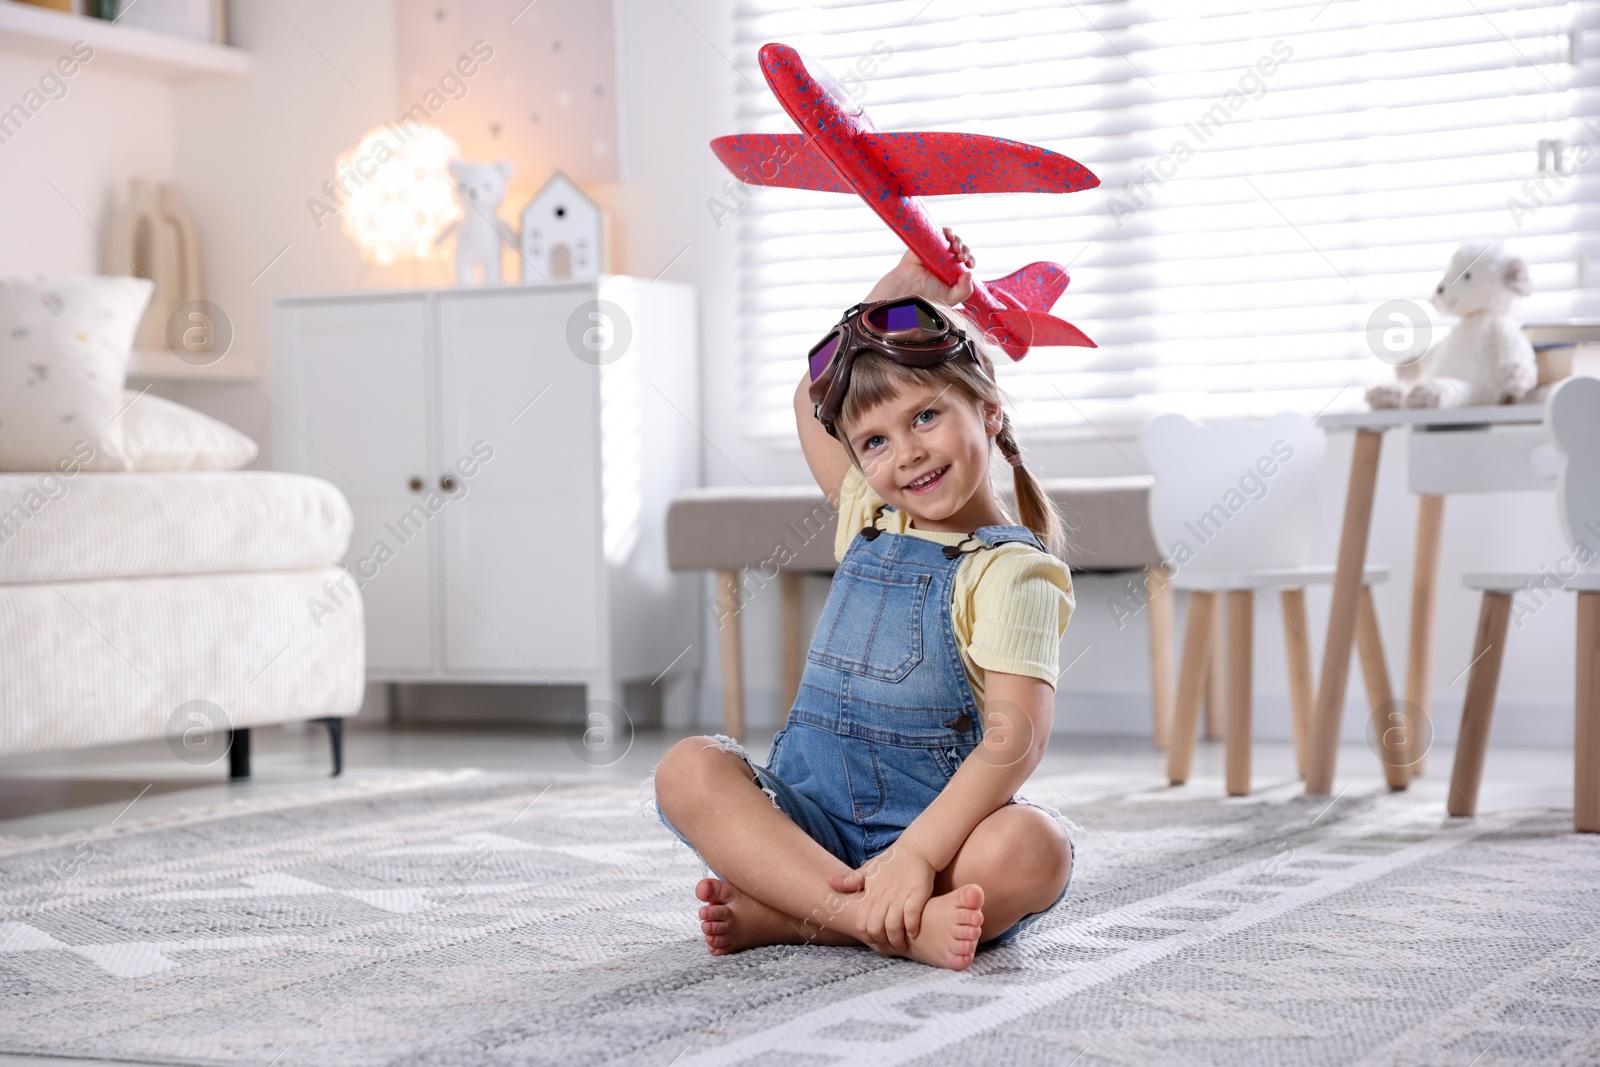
[0,721,1580,1066]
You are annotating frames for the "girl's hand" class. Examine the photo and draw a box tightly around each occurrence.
[864,227,977,305]
[826,843,937,951]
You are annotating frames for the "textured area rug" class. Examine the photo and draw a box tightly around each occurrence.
[1,769,1598,1067]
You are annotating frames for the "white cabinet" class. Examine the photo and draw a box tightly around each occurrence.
[272,278,701,710]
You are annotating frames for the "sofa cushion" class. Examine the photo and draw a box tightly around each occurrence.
[0,471,352,584]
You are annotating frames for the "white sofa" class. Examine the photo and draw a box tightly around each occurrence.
[0,470,365,776]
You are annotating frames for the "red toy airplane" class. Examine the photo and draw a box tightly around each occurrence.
[711,42,1099,359]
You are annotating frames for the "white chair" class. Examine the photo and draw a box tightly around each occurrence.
[1142,412,1405,796]
[1451,375,1600,832]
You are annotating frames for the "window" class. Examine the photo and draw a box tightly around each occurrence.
[729,0,1591,442]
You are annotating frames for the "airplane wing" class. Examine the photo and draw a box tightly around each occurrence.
[864,133,1099,196]
[709,134,855,193]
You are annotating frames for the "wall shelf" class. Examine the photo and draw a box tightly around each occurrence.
[0,1,247,81]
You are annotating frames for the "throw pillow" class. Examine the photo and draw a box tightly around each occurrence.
[117,390,259,470]
[0,274,152,471]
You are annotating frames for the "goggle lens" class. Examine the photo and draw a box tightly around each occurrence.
[808,332,841,381]
[868,300,942,335]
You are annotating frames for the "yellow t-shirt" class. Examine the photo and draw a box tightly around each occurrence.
[831,465,1075,715]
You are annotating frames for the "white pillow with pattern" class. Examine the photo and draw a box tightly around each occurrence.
[118,390,259,470]
[0,274,152,472]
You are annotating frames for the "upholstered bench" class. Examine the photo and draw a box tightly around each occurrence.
[666,478,1169,738]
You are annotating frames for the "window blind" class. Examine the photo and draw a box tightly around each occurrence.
[728,0,1593,443]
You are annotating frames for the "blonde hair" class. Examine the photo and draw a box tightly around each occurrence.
[833,300,1069,559]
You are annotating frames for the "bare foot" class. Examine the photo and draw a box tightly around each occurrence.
[882,883,985,971]
[695,878,859,955]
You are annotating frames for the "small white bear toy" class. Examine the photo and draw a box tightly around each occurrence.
[435,159,515,286]
[1366,242,1539,409]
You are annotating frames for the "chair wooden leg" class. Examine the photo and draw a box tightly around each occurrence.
[780,572,804,716]
[715,570,745,739]
[1225,590,1254,797]
[1576,591,1600,833]
[1280,588,1315,781]
[1205,595,1226,740]
[1448,592,1512,818]
[1406,494,1444,776]
[1356,585,1410,790]
[1167,591,1216,785]
[1146,565,1176,750]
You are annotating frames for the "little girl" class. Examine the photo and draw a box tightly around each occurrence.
[651,231,1076,971]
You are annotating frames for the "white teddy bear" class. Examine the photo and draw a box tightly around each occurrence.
[435,159,515,286]
[1366,242,1539,409]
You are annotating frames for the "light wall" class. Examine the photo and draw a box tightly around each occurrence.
[0,42,175,276]
[0,0,1580,750]
[165,0,414,453]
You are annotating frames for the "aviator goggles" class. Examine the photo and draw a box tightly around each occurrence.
[806,295,983,439]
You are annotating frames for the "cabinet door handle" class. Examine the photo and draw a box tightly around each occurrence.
[440,475,457,492]
[408,476,423,492]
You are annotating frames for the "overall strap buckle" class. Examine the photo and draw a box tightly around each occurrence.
[861,502,887,540]
[941,534,984,559]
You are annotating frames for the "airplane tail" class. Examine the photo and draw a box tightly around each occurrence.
[991,309,1097,359]
[985,262,1071,313]
[979,262,1094,358]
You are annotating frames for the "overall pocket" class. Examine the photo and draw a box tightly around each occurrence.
[838,734,885,820]
[807,564,930,682]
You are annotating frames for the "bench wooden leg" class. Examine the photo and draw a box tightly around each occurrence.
[1577,591,1600,833]
[1281,588,1315,781]
[1448,591,1512,818]
[780,572,804,717]
[1225,590,1254,796]
[1146,565,1175,750]
[1205,595,1226,741]
[715,570,745,739]
[1167,590,1216,785]
[1406,494,1444,776]
[1356,584,1410,790]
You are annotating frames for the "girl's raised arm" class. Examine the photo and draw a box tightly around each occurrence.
[794,369,852,504]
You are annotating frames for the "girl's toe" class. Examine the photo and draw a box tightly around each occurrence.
[699,903,731,921]
[697,878,736,904]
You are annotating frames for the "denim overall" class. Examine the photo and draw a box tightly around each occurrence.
[656,499,1073,946]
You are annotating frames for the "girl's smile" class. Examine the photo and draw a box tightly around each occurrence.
[904,464,949,493]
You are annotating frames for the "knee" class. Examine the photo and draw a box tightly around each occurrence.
[654,735,745,815]
[1023,817,1073,897]
[1041,821,1073,896]
[654,736,708,803]
[979,809,1072,899]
